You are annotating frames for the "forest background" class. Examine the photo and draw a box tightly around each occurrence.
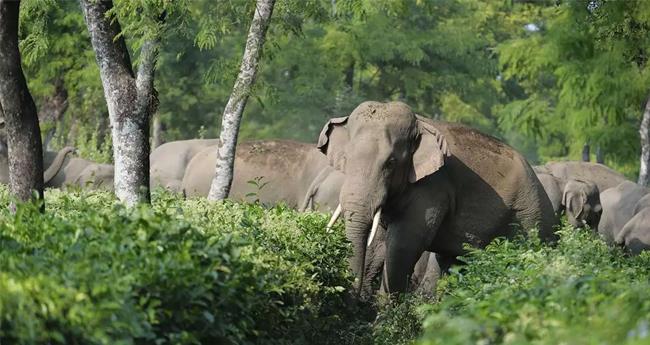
[21,0,650,179]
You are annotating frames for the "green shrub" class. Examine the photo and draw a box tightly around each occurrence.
[417,227,650,345]
[0,188,357,344]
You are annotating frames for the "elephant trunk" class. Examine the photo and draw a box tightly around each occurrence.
[44,146,74,185]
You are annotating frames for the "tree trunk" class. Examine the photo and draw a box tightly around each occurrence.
[0,1,45,205]
[208,0,275,201]
[581,143,590,162]
[40,79,68,150]
[81,0,159,206]
[639,96,650,186]
[596,146,604,164]
[151,112,163,149]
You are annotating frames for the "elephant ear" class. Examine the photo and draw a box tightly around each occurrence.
[410,117,450,183]
[317,116,349,171]
[563,188,586,219]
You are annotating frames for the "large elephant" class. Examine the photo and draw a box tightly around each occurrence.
[615,194,650,255]
[537,161,627,192]
[0,146,76,186]
[318,101,557,295]
[44,147,114,191]
[150,138,221,193]
[599,181,649,245]
[536,172,601,229]
[182,140,342,212]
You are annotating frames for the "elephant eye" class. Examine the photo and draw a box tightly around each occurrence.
[386,156,397,168]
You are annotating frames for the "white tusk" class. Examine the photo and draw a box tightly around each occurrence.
[326,204,342,230]
[367,209,382,248]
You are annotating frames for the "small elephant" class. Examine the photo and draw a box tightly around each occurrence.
[562,179,602,229]
[44,148,114,191]
[598,181,649,245]
[150,138,221,193]
[318,101,557,296]
[182,140,341,212]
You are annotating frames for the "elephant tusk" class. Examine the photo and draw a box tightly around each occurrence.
[326,204,342,230]
[367,209,382,248]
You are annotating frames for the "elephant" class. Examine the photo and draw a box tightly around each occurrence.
[318,101,557,296]
[536,172,601,229]
[562,179,601,229]
[44,147,114,191]
[150,138,221,193]
[536,172,562,213]
[0,145,76,186]
[598,181,649,245]
[182,140,342,212]
[537,161,627,193]
[615,194,650,255]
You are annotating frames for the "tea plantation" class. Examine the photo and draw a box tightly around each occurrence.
[0,188,649,344]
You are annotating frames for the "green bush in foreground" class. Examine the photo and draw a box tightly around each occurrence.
[417,227,650,345]
[4,187,650,345]
[0,189,358,344]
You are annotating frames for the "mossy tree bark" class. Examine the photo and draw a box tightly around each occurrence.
[639,96,650,186]
[81,0,159,206]
[208,0,275,201]
[0,1,45,206]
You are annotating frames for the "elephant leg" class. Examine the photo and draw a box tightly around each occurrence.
[384,213,446,293]
[383,187,449,294]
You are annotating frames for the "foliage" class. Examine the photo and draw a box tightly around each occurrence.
[498,0,650,174]
[0,188,361,344]
[417,225,650,345]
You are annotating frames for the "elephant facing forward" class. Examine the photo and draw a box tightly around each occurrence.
[536,173,602,229]
[319,101,557,296]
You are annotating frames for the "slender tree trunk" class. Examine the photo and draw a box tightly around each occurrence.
[596,146,604,164]
[208,0,275,201]
[639,96,650,186]
[81,0,159,206]
[40,80,68,150]
[0,1,45,205]
[581,143,590,162]
[151,112,163,149]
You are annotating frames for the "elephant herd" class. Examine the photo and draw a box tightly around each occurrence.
[534,161,650,255]
[2,100,648,298]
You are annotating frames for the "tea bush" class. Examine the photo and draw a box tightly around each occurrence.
[3,187,650,345]
[417,227,650,345]
[0,188,359,344]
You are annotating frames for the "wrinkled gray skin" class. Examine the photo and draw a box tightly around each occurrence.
[536,172,562,213]
[598,181,649,245]
[182,140,342,211]
[616,194,650,255]
[150,138,221,193]
[318,101,557,296]
[44,148,114,191]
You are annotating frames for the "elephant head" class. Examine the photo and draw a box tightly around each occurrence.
[561,179,602,229]
[318,101,448,294]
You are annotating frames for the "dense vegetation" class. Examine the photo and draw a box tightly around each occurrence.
[1,188,650,344]
[16,0,650,179]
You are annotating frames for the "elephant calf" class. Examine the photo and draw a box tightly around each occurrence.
[536,173,602,229]
[44,148,114,191]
